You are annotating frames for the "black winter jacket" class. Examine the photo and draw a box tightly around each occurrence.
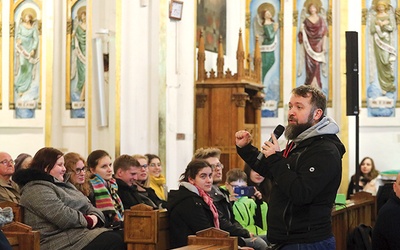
[167,183,215,248]
[237,132,345,244]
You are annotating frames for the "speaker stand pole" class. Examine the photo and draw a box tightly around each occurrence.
[354,112,360,193]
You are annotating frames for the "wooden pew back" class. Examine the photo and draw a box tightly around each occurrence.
[124,204,170,250]
[0,201,40,250]
[2,222,40,250]
[187,228,238,250]
[332,191,376,250]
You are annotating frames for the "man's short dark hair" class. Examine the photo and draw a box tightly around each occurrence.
[113,154,139,172]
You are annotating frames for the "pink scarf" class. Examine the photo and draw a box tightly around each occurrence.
[196,185,220,229]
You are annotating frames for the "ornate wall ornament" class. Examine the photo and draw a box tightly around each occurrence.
[232,92,249,107]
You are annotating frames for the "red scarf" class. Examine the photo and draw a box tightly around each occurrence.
[196,185,220,229]
[283,141,295,158]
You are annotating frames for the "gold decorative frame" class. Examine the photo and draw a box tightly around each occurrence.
[361,0,400,111]
[245,0,284,117]
[9,0,42,112]
[66,0,86,118]
[292,0,332,107]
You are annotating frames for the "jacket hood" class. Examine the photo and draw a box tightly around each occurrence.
[293,116,339,143]
[293,116,346,157]
[167,182,199,211]
[13,168,55,187]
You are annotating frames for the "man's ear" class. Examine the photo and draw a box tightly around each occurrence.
[115,168,122,177]
[314,109,323,121]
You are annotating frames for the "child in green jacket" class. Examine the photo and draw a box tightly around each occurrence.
[224,168,268,238]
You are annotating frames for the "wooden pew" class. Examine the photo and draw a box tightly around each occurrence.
[2,222,40,250]
[332,191,376,250]
[0,201,23,222]
[0,201,40,250]
[182,228,238,250]
[124,204,170,250]
[123,205,239,250]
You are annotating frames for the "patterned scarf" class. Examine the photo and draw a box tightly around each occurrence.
[90,174,124,221]
[196,185,220,229]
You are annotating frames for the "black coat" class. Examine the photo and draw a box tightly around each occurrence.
[167,184,215,248]
[237,133,345,244]
[209,185,250,240]
[116,179,167,209]
[115,178,144,209]
[372,193,400,250]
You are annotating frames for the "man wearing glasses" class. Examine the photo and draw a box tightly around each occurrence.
[0,152,20,203]
[193,148,269,250]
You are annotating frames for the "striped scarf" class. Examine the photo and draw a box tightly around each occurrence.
[90,174,124,221]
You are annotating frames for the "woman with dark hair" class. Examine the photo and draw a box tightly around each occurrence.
[167,159,219,248]
[347,156,381,199]
[87,150,124,228]
[244,163,273,203]
[12,147,125,250]
[64,152,92,197]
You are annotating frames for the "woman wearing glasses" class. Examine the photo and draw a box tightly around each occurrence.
[13,147,125,250]
[145,154,168,200]
[64,152,92,198]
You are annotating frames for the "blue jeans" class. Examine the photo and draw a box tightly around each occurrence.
[280,236,335,250]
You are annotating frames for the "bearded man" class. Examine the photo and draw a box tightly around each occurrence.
[235,85,346,250]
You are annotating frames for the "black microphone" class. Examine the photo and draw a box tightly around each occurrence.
[256,124,285,162]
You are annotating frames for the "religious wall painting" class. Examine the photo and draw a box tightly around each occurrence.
[247,0,283,118]
[362,0,398,117]
[9,0,42,119]
[294,0,332,106]
[66,0,86,118]
[196,0,227,53]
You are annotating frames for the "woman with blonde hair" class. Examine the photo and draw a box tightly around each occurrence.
[64,152,92,197]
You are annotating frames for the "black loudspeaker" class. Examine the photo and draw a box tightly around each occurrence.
[345,31,359,116]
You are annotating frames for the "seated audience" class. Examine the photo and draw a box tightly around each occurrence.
[64,152,92,197]
[13,147,125,250]
[244,163,272,203]
[87,150,124,228]
[145,153,168,200]
[132,154,167,209]
[0,152,20,203]
[347,157,381,199]
[167,159,218,248]
[372,173,400,249]
[14,153,32,172]
[225,168,268,238]
[193,147,268,250]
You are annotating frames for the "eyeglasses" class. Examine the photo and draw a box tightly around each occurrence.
[149,163,161,167]
[0,159,14,166]
[75,167,86,174]
[140,164,148,169]
[211,163,224,169]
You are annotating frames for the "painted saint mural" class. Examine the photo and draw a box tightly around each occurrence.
[249,0,281,118]
[296,0,329,99]
[14,4,41,119]
[70,1,86,118]
[365,0,397,117]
